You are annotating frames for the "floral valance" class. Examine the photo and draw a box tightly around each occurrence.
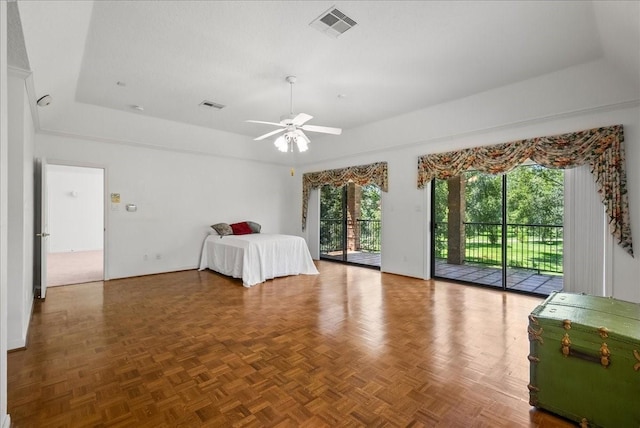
[417,125,633,256]
[302,162,388,230]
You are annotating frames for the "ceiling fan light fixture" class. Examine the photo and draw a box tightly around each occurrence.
[273,132,309,153]
[296,137,309,152]
[274,135,288,152]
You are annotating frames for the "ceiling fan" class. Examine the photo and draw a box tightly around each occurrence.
[246,76,342,153]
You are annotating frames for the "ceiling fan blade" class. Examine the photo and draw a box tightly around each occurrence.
[300,124,342,135]
[246,120,286,127]
[254,128,286,141]
[291,113,313,126]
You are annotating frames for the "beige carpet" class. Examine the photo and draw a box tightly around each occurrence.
[47,250,104,287]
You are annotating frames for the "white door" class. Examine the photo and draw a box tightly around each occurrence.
[34,158,49,298]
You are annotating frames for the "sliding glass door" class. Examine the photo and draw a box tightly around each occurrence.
[320,183,381,268]
[320,185,346,261]
[433,171,505,288]
[432,164,564,295]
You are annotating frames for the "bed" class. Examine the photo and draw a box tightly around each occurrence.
[198,233,319,287]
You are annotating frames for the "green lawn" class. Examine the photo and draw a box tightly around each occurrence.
[436,233,563,274]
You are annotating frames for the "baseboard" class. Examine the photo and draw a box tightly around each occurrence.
[108,265,199,281]
[1,414,11,428]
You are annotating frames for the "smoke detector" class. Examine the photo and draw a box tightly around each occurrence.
[310,6,357,38]
[36,94,52,107]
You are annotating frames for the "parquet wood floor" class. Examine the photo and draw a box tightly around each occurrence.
[8,261,574,427]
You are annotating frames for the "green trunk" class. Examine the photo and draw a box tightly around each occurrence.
[528,292,640,427]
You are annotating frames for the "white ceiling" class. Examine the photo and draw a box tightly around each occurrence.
[12,1,640,153]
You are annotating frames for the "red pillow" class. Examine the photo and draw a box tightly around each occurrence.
[230,221,253,235]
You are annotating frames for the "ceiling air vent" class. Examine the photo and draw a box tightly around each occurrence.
[310,6,357,38]
[199,100,226,110]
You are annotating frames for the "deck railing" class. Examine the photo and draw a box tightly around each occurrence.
[357,219,381,252]
[434,222,563,274]
[320,219,381,253]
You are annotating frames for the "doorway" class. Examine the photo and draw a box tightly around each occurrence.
[46,164,104,286]
[431,164,564,295]
[320,183,381,268]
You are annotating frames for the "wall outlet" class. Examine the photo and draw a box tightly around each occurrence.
[155,253,161,260]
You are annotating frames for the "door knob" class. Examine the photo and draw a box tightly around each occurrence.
[36,232,50,237]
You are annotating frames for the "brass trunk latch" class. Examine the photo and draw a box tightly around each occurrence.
[562,319,571,330]
[633,350,640,371]
[528,326,544,344]
[561,333,571,357]
[600,343,610,368]
[527,383,539,406]
[598,327,609,339]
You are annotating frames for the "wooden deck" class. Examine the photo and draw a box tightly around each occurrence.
[321,252,562,295]
[321,250,381,268]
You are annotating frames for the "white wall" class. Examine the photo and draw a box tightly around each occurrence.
[308,59,636,163]
[6,69,34,350]
[35,133,297,280]
[0,1,10,424]
[298,60,640,303]
[47,164,103,253]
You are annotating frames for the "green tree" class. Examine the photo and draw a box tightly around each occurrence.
[433,179,449,258]
[507,165,563,243]
[464,171,502,243]
[434,179,448,224]
[360,184,381,220]
[320,185,342,219]
[320,185,343,250]
[507,165,563,226]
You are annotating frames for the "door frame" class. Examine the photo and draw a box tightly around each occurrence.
[44,159,109,282]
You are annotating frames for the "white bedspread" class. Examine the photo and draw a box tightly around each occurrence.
[198,234,319,287]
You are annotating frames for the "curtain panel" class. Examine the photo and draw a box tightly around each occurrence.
[302,162,388,230]
[417,125,633,256]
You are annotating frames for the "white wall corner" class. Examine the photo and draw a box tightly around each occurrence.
[7,292,32,350]
[7,336,25,350]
